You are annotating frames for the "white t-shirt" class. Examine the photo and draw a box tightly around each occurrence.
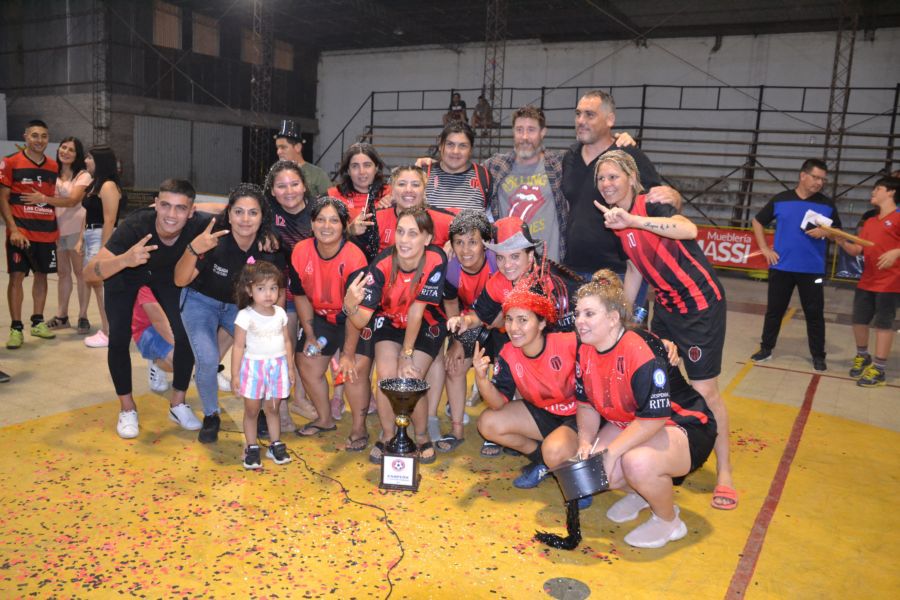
[234,305,288,360]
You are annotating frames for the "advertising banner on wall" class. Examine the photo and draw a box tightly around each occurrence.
[695,226,773,271]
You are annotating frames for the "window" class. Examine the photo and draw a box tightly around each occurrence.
[192,13,219,57]
[241,31,293,71]
[153,0,181,50]
[241,29,261,65]
[274,40,293,71]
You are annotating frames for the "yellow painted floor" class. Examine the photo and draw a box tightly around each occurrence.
[1,271,899,599]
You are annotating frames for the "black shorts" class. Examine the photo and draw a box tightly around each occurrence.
[297,313,375,359]
[852,288,899,331]
[372,316,447,359]
[651,297,726,381]
[6,239,57,275]
[522,400,577,439]
[672,416,718,486]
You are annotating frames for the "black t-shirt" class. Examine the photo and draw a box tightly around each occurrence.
[269,198,313,300]
[105,208,212,289]
[563,142,661,272]
[190,234,284,304]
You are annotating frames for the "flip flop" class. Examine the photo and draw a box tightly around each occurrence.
[417,441,437,464]
[298,423,337,437]
[711,485,738,510]
[346,434,369,452]
[368,441,386,464]
[480,440,502,458]
[435,435,464,453]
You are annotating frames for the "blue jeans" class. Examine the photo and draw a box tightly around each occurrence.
[181,287,237,416]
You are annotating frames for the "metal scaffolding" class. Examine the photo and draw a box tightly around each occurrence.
[479,0,507,159]
[92,0,110,146]
[824,1,858,198]
[248,0,273,184]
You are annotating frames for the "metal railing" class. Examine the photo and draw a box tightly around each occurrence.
[316,83,899,229]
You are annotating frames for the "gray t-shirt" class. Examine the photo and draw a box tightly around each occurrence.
[496,158,560,261]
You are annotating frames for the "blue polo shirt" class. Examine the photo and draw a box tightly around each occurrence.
[754,190,841,274]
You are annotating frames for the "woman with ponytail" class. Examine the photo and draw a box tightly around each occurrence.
[342,205,448,466]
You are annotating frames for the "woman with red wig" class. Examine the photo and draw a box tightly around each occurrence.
[471,268,579,490]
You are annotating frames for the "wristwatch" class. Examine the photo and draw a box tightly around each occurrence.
[401,347,414,359]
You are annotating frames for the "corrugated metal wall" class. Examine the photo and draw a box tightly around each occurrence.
[133,115,191,188]
[134,116,241,194]
[191,122,242,194]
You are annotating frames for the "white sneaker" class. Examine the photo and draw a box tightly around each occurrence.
[217,371,231,392]
[117,410,139,439]
[606,492,650,523]
[169,403,202,431]
[84,330,109,348]
[623,506,688,549]
[148,361,170,393]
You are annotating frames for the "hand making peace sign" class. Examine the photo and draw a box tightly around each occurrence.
[123,234,159,268]
[190,218,230,255]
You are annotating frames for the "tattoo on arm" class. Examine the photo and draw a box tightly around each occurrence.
[642,220,671,231]
[93,262,102,278]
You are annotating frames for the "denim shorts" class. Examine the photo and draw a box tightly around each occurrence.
[136,325,174,361]
[82,228,103,266]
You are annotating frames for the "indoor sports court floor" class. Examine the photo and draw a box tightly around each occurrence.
[0,270,898,599]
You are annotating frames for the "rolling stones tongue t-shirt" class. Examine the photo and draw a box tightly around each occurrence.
[496,158,560,261]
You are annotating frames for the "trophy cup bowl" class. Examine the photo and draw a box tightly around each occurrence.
[379,377,430,454]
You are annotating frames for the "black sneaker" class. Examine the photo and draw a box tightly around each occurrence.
[257,411,269,440]
[266,440,292,465]
[243,444,262,469]
[813,357,827,372]
[198,413,221,443]
[750,348,772,362]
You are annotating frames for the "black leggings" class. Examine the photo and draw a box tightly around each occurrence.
[105,282,194,396]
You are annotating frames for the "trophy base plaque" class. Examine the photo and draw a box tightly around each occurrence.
[379,451,421,492]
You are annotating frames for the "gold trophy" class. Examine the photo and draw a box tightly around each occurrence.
[378,378,429,491]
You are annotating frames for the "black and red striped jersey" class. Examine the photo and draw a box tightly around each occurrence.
[290,238,369,325]
[575,328,713,429]
[361,245,447,329]
[614,194,723,314]
[0,150,59,242]
[374,205,456,253]
[492,331,578,416]
[444,251,497,311]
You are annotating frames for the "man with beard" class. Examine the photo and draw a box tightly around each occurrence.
[486,105,640,263]
[485,106,567,261]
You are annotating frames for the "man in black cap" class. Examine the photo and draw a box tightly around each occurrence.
[273,119,332,197]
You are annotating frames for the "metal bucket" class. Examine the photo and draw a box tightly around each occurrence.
[551,453,609,502]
